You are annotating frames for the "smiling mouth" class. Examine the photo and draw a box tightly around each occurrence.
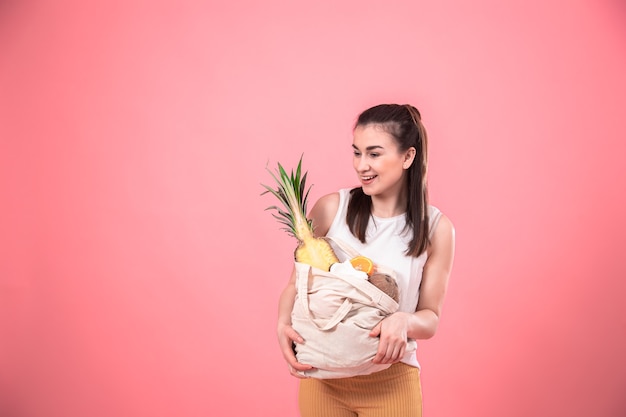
[361,175,377,182]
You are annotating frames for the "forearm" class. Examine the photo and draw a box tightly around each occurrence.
[404,214,454,341]
[405,309,440,340]
[370,308,440,364]
[276,272,312,373]
[277,283,296,328]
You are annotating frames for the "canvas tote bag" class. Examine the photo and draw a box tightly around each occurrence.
[291,238,417,379]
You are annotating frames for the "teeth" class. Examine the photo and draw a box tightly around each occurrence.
[362,176,375,180]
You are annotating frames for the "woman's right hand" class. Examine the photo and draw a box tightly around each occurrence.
[277,322,314,378]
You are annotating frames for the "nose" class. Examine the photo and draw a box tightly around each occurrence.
[355,156,369,172]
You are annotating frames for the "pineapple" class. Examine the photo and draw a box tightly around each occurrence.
[262,157,339,271]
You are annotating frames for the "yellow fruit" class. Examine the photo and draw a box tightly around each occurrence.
[262,157,339,271]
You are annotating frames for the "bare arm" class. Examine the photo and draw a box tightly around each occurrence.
[407,214,455,338]
[308,192,340,238]
[371,214,456,363]
[276,267,313,377]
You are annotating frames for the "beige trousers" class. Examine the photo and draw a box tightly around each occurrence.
[298,362,422,417]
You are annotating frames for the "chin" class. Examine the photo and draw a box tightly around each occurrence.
[360,185,376,196]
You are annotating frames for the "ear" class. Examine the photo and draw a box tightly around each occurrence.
[403,147,416,169]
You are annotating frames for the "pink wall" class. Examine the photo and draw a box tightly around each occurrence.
[1,1,625,416]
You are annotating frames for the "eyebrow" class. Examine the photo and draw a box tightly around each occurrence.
[352,144,384,151]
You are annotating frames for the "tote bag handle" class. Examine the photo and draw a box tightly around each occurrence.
[296,265,354,331]
[296,237,399,331]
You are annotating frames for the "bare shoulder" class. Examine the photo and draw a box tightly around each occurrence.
[308,192,340,237]
[428,214,455,261]
[433,214,455,242]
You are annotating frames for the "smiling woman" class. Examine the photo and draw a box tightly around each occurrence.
[352,125,413,205]
[276,104,455,417]
[2,0,625,416]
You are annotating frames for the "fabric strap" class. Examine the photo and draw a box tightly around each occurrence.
[296,237,399,331]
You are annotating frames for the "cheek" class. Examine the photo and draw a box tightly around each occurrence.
[382,160,404,178]
[379,159,395,171]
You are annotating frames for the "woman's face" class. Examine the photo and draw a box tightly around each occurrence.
[352,124,414,198]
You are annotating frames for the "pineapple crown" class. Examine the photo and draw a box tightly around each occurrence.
[261,156,313,240]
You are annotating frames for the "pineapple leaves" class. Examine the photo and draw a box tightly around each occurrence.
[261,156,340,271]
[261,155,314,242]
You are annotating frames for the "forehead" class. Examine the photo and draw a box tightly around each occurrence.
[353,124,397,147]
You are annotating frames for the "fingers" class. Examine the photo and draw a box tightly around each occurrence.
[278,331,305,367]
[372,328,407,364]
[372,337,407,364]
[286,327,305,344]
[278,324,314,377]
[288,362,313,379]
[369,322,381,338]
[281,344,313,371]
[370,313,410,364]
[283,347,314,378]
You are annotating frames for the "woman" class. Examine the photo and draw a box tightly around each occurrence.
[277,104,455,417]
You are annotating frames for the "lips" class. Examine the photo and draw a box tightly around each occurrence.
[361,175,377,185]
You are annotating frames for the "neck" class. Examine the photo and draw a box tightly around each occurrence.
[371,193,406,218]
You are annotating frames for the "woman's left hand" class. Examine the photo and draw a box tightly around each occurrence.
[369,312,411,364]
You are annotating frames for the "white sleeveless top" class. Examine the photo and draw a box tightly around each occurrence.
[325,188,443,367]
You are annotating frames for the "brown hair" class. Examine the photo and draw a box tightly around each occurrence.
[346,104,430,257]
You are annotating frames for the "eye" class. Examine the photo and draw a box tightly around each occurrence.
[353,150,362,156]
[369,153,380,158]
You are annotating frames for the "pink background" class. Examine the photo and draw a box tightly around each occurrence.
[1,1,625,416]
